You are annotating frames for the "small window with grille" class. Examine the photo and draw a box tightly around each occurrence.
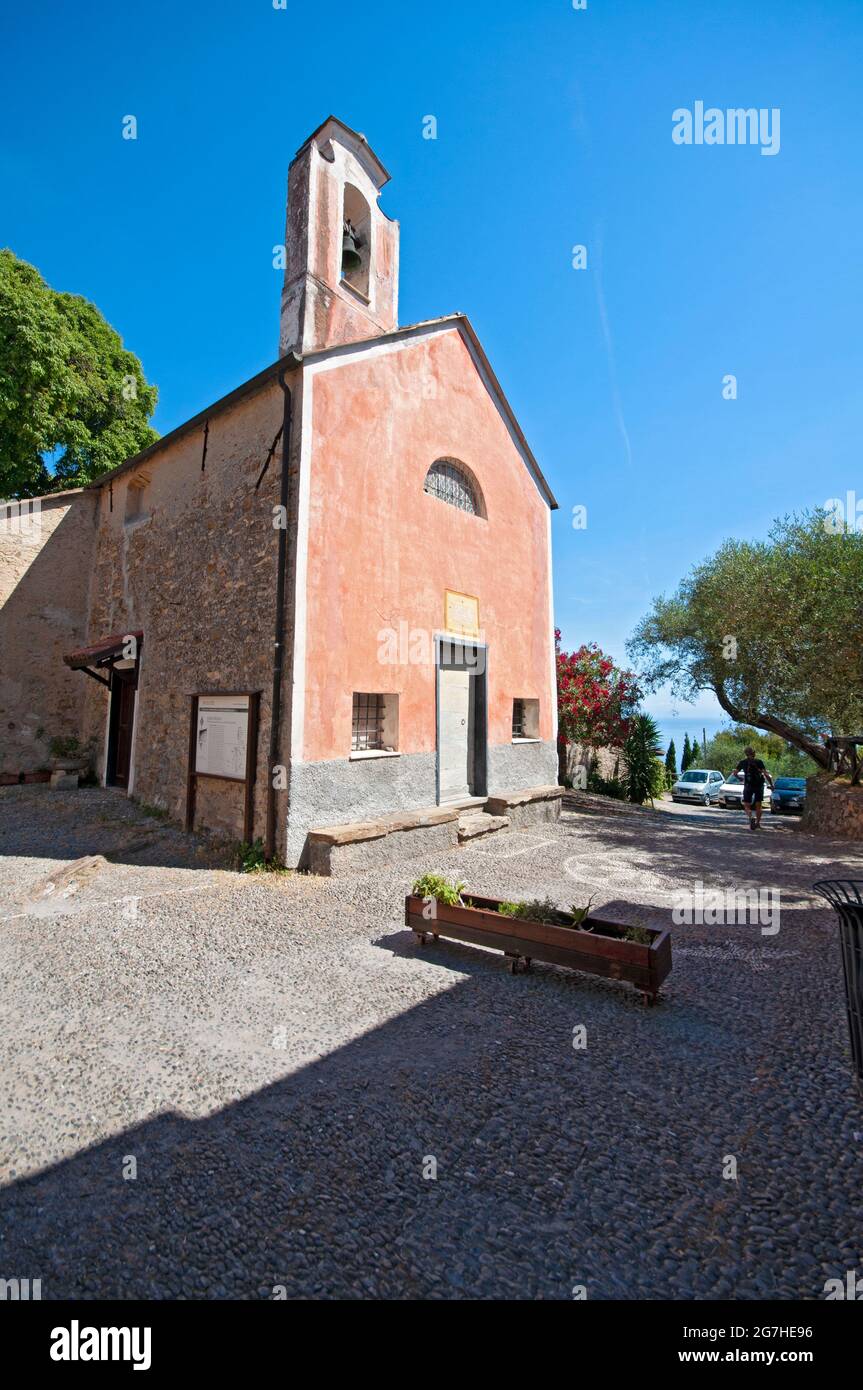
[352,693,385,752]
[512,699,526,739]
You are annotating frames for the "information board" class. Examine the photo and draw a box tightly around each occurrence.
[195,696,249,780]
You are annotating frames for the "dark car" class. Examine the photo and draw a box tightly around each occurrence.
[770,776,807,814]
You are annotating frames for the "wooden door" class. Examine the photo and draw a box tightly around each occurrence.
[112,678,136,788]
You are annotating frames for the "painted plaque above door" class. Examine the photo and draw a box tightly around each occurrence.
[444,589,480,639]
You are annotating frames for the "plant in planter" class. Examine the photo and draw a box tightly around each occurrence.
[498,894,596,928]
[498,896,568,924]
[405,878,672,1003]
[412,873,467,907]
[48,735,91,770]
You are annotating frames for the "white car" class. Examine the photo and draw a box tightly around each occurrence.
[718,772,772,809]
[671,769,726,806]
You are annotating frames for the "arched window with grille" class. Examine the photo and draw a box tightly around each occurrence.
[423,459,485,517]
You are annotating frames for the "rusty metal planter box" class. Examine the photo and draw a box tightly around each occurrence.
[404,893,672,1003]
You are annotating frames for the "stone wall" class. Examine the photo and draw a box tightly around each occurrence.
[80,375,296,844]
[0,490,98,775]
[800,776,863,840]
[563,741,626,790]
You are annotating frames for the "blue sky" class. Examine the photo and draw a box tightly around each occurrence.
[3,0,861,732]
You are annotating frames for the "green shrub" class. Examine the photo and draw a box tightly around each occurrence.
[235,838,289,874]
[586,771,627,800]
[650,757,668,800]
[412,872,465,906]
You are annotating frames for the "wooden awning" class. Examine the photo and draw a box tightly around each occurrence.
[64,630,143,670]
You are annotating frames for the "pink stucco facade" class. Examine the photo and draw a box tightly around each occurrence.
[300,326,554,764]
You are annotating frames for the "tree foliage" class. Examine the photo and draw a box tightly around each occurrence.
[681,733,692,771]
[0,249,158,497]
[627,512,863,767]
[664,738,678,786]
[703,724,818,779]
[555,630,639,749]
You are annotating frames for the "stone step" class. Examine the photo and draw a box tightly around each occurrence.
[457,811,510,842]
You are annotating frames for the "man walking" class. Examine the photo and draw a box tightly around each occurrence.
[735,746,774,830]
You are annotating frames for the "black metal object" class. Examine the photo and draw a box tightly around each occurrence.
[341,221,363,274]
[351,693,385,751]
[254,425,284,492]
[424,458,480,515]
[512,698,526,739]
[79,666,111,688]
[812,879,863,1090]
[200,420,209,471]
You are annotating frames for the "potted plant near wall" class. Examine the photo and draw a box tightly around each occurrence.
[48,736,93,781]
[405,875,672,1004]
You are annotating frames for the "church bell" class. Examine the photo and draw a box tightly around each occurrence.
[341,221,363,274]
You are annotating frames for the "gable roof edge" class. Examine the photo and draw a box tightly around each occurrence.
[84,319,556,510]
[454,316,558,511]
[301,315,558,510]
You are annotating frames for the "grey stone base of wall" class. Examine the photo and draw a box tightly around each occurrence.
[800,777,863,840]
[309,818,458,877]
[285,751,437,867]
[485,789,562,828]
[287,739,560,870]
[487,739,558,795]
[304,789,562,876]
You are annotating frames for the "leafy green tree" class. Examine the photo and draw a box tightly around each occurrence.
[690,739,701,766]
[703,724,818,779]
[681,733,692,772]
[665,738,678,787]
[0,249,158,497]
[623,713,664,805]
[628,511,863,768]
[651,757,668,800]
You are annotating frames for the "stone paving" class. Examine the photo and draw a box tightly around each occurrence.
[0,785,862,1299]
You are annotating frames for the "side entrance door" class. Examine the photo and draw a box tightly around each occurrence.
[107,673,137,788]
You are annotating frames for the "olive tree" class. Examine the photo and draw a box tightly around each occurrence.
[627,512,863,768]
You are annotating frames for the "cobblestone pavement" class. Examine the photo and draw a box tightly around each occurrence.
[1,785,862,1300]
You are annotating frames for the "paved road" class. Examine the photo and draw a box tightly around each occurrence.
[657,795,802,829]
[1,785,861,1300]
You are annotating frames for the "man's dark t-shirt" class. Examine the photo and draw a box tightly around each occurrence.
[736,756,767,800]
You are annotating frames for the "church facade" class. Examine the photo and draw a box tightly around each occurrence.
[0,118,559,867]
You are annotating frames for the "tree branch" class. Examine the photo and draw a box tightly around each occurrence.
[712,684,829,768]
